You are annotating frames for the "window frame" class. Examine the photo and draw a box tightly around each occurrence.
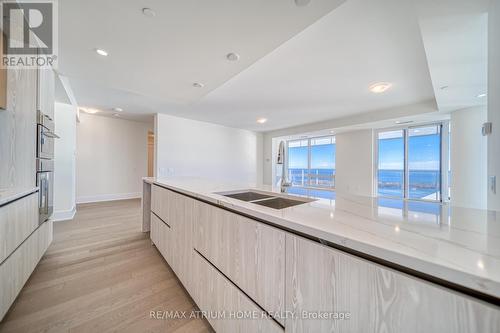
[285,135,336,191]
[374,121,450,203]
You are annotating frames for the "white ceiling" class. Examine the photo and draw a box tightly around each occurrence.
[57,0,488,131]
[59,0,345,102]
[415,0,489,112]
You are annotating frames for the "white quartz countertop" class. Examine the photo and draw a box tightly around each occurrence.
[144,177,500,301]
[0,187,38,206]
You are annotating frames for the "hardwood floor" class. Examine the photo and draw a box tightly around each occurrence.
[0,199,213,333]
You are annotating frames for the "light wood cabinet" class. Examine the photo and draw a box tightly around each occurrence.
[192,251,284,333]
[150,212,172,265]
[0,67,37,189]
[151,185,170,225]
[168,191,196,294]
[194,200,285,324]
[285,234,500,333]
[0,220,53,320]
[0,192,39,264]
[150,212,160,248]
[142,182,151,232]
[151,186,196,295]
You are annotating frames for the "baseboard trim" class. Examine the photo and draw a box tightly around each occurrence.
[76,192,141,204]
[52,206,76,222]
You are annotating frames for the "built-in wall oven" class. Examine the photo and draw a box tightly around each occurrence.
[37,159,54,223]
[36,110,58,223]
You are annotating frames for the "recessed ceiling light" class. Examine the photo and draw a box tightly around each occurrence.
[113,107,123,112]
[95,48,109,56]
[226,53,240,61]
[80,107,99,114]
[256,118,267,124]
[477,93,487,98]
[294,0,311,6]
[369,82,392,93]
[193,82,204,88]
[142,7,156,17]
[395,120,414,125]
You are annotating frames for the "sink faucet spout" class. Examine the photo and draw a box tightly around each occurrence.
[277,141,292,193]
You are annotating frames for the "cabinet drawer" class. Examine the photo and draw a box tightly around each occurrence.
[167,191,195,294]
[194,200,285,324]
[0,192,39,264]
[286,234,500,333]
[0,220,52,320]
[150,213,172,265]
[151,185,170,224]
[192,251,284,333]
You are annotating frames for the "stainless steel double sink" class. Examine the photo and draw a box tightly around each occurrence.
[216,190,315,209]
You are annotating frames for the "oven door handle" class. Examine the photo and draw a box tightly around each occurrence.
[44,178,49,216]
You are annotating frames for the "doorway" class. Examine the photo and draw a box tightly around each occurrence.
[147,131,154,177]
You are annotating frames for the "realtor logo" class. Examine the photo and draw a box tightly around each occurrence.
[1,1,57,67]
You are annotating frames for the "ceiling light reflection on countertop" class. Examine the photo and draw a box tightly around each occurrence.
[369,82,392,93]
[95,48,109,57]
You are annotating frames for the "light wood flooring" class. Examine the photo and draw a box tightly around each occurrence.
[0,199,213,333]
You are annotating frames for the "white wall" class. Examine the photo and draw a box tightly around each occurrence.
[155,114,263,184]
[53,103,77,221]
[488,0,500,211]
[450,107,488,209]
[335,129,375,197]
[76,113,152,203]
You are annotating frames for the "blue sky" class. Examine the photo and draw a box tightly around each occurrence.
[379,134,440,170]
[288,144,336,169]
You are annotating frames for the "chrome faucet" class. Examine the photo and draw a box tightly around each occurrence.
[277,141,292,193]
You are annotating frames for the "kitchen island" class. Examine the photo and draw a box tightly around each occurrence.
[143,177,500,332]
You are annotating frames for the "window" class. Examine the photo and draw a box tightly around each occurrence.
[408,126,441,201]
[377,124,444,202]
[377,130,405,198]
[287,136,336,189]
